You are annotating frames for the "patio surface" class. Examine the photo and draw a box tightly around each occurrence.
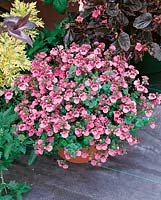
[5,105,161,200]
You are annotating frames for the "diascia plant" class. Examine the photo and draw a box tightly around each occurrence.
[12,42,161,168]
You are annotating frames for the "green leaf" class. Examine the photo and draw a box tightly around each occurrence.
[0,107,18,129]
[102,84,111,92]
[125,117,132,125]
[4,144,12,160]
[16,194,23,200]
[53,0,68,14]
[69,65,77,76]
[83,136,93,146]
[44,0,53,5]
[122,88,128,95]
[28,151,38,166]
[135,119,144,128]
[0,195,13,200]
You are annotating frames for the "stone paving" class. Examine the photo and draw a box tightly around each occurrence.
[5,106,161,200]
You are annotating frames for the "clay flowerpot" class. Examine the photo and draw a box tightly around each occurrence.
[58,146,97,164]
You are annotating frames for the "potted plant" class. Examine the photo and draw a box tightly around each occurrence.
[63,0,161,74]
[9,42,160,169]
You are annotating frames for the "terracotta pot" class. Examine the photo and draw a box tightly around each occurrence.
[58,146,97,164]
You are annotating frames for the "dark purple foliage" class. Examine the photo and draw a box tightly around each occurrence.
[2,12,36,46]
[64,0,161,62]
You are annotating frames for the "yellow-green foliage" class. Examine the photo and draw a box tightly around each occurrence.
[0,33,31,88]
[0,0,44,88]
[1,0,44,39]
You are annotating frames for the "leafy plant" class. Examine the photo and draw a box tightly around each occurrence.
[26,17,70,60]
[44,0,68,14]
[0,107,31,199]
[0,180,31,200]
[64,0,161,62]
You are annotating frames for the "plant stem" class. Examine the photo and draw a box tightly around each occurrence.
[0,171,7,195]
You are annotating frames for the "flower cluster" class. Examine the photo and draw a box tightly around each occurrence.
[14,42,160,167]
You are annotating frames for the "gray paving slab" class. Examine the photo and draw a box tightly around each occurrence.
[5,106,161,200]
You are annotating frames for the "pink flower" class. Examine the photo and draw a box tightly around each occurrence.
[39,121,47,129]
[100,157,106,163]
[75,128,82,137]
[46,137,54,143]
[4,90,13,103]
[35,149,44,155]
[135,43,143,51]
[81,152,88,158]
[92,9,101,18]
[102,106,109,113]
[145,110,153,117]
[134,79,140,86]
[18,124,27,131]
[114,111,121,118]
[91,160,97,166]
[85,79,91,86]
[76,150,82,157]
[57,160,62,167]
[74,97,80,104]
[105,137,111,144]
[148,93,156,100]
[18,82,29,90]
[122,105,130,113]
[45,144,53,152]
[79,92,88,101]
[136,85,148,93]
[102,144,108,150]
[150,122,155,129]
[61,131,69,138]
[64,122,71,130]
[109,45,116,52]
[95,154,101,160]
[109,96,117,103]
[105,128,111,135]
[63,164,69,169]
[36,139,44,146]
[108,149,117,156]
[46,104,53,112]
[91,84,99,91]
[54,95,63,104]
[65,105,72,111]
[82,130,89,136]
[75,16,83,23]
